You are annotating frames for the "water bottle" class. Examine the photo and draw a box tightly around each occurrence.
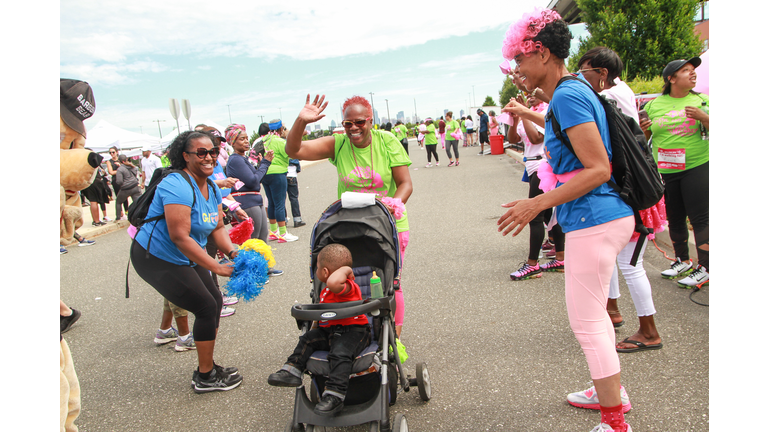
[699,102,708,141]
[370,271,383,299]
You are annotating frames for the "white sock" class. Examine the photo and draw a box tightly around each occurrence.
[178,333,191,341]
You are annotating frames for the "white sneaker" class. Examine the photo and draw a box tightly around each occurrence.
[677,265,709,288]
[590,423,632,432]
[567,385,631,413]
[220,306,236,317]
[279,233,299,243]
[661,258,694,279]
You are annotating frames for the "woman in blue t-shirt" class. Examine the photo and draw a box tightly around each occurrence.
[130,130,244,394]
[498,8,634,432]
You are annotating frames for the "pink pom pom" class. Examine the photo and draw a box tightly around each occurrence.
[536,160,557,192]
[127,224,137,239]
[502,7,562,60]
[381,197,405,220]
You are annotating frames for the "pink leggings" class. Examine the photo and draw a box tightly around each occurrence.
[394,231,409,327]
[565,216,633,380]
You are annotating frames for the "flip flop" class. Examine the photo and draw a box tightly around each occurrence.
[616,338,663,353]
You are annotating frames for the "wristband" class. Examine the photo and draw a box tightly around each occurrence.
[227,249,238,259]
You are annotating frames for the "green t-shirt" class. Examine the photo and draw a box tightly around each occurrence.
[393,125,407,141]
[424,124,437,145]
[263,134,289,175]
[460,120,467,133]
[646,93,709,174]
[444,119,460,140]
[330,130,412,232]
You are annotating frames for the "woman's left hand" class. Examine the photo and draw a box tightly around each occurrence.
[497,198,541,237]
[235,208,248,220]
[685,106,708,121]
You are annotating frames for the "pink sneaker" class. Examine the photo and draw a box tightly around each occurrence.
[567,385,632,413]
[268,231,280,241]
[447,161,455,167]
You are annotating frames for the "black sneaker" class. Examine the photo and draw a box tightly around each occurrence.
[60,309,81,333]
[314,394,343,416]
[192,367,243,393]
[293,220,306,228]
[267,370,302,387]
[191,363,239,386]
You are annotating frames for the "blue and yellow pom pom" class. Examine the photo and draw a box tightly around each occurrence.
[223,239,274,302]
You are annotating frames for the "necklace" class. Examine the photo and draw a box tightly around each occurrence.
[351,134,375,190]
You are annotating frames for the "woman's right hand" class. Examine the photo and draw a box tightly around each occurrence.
[298,94,329,124]
[263,150,274,162]
[214,261,234,277]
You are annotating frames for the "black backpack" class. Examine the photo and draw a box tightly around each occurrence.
[125,168,215,297]
[546,75,665,265]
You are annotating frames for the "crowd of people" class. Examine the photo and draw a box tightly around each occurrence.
[60,6,709,431]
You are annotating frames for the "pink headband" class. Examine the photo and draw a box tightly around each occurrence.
[502,7,561,60]
[225,124,246,144]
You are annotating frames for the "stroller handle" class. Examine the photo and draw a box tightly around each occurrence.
[291,298,392,322]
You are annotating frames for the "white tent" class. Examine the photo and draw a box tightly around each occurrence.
[86,120,163,157]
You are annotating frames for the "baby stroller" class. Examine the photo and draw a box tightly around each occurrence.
[285,198,432,432]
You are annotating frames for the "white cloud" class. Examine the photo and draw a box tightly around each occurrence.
[60,60,170,86]
[61,0,541,64]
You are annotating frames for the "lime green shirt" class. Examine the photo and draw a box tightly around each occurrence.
[263,134,289,175]
[393,125,407,141]
[330,130,412,232]
[444,119,460,140]
[424,124,437,145]
[460,120,467,133]
[646,93,709,174]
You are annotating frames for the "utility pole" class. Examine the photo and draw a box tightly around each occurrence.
[369,92,375,126]
[227,105,232,123]
[385,99,390,125]
[152,119,165,138]
[472,86,476,107]
[413,98,418,123]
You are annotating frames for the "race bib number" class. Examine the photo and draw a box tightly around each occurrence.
[657,148,686,170]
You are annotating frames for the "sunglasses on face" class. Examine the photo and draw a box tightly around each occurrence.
[342,118,371,128]
[186,147,219,158]
[577,68,601,74]
[109,151,116,154]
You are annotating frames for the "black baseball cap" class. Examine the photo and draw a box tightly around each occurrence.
[60,79,95,137]
[662,57,702,83]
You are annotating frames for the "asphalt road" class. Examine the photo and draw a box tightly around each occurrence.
[59,140,709,431]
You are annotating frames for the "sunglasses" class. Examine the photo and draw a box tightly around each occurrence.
[186,147,219,158]
[341,118,371,128]
[577,68,601,74]
[109,151,116,154]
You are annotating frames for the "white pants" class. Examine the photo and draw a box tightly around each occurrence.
[609,239,657,317]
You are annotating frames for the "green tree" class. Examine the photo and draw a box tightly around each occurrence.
[498,76,520,107]
[568,0,704,80]
[482,96,497,107]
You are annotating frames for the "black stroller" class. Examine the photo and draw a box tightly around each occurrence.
[285,199,432,432]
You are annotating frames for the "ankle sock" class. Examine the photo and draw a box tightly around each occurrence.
[198,369,212,380]
[600,403,626,431]
[279,226,287,235]
[179,333,191,342]
[269,223,278,232]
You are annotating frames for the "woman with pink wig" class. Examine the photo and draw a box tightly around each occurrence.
[497,8,635,432]
[284,94,413,339]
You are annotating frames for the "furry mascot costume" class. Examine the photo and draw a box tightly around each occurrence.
[60,79,103,246]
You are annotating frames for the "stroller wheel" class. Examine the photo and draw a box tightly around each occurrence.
[284,418,305,432]
[306,425,326,432]
[392,413,408,432]
[416,362,432,401]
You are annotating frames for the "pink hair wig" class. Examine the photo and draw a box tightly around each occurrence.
[502,7,562,60]
[343,96,373,117]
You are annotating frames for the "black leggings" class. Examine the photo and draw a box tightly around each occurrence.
[526,172,565,261]
[426,144,439,163]
[661,162,709,270]
[131,241,222,341]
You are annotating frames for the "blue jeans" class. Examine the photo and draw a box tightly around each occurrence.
[282,324,371,399]
[262,173,287,222]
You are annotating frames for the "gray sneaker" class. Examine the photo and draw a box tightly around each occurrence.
[154,327,179,345]
[175,334,196,352]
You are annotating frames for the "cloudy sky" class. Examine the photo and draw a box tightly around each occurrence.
[57,0,588,137]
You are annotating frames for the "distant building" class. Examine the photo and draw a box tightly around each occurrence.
[397,111,405,122]
[314,124,321,131]
[460,109,465,118]
[330,120,337,128]
[373,109,380,125]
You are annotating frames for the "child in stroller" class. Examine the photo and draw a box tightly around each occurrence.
[268,243,372,416]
